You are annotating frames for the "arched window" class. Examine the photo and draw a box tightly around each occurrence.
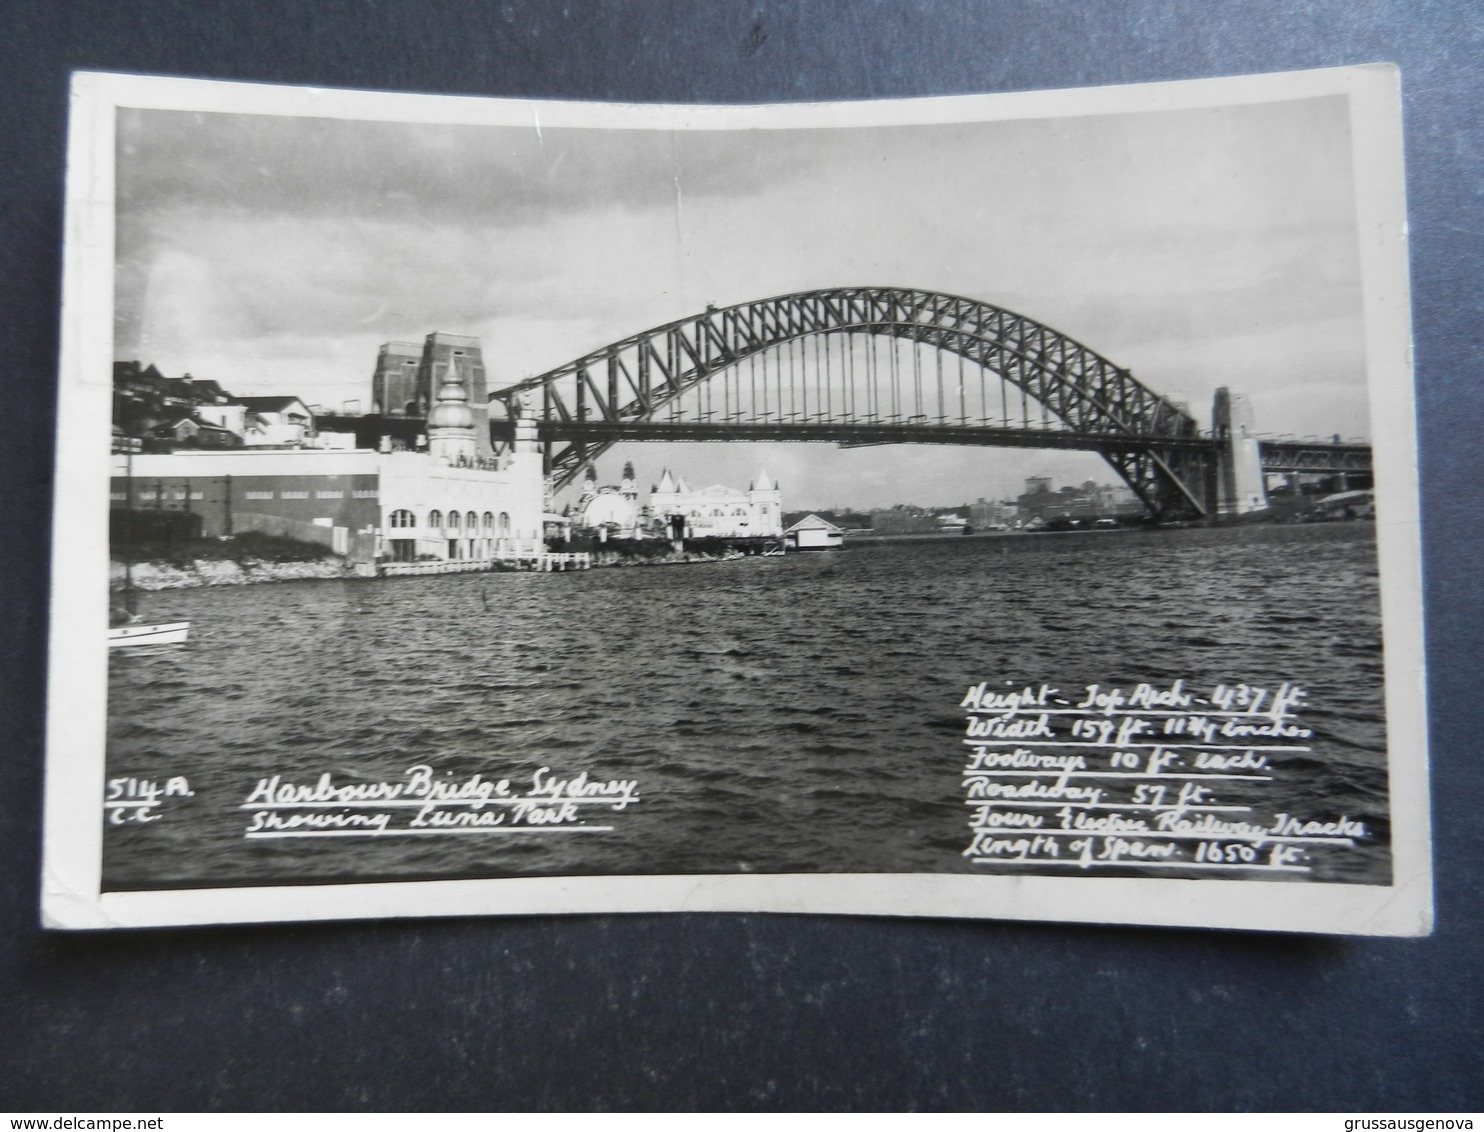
[447,511,460,530]
[428,509,443,529]
[498,512,511,534]
[482,511,494,531]
[711,508,725,517]
[466,511,477,531]
[733,507,747,517]
[389,509,415,528]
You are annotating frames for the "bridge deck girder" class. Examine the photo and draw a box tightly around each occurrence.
[496,419,1218,455]
[1257,442,1373,473]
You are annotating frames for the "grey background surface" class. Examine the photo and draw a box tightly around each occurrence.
[2,1,1480,1111]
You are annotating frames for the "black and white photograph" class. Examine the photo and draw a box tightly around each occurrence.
[44,65,1428,933]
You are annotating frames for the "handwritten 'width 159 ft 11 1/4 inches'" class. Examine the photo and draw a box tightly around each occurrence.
[959,681,1380,880]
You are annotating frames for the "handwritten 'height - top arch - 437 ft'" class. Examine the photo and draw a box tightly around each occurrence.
[487,287,1232,521]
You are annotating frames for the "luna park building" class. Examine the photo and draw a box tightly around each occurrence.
[573,463,784,540]
[110,352,544,567]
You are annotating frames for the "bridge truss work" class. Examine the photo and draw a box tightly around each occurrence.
[1257,440,1373,476]
[487,287,1367,521]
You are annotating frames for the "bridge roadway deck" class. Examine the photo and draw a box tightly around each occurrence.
[1256,440,1373,473]
[489,419,1371,472]
[505,419,1216,453]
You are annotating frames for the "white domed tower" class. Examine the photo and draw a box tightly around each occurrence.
[621,460,637,502]
[580,463,598,503]
[507,395,545,547]
[651,467,679,507]
[426,355,477,465]
[749,468,783,535]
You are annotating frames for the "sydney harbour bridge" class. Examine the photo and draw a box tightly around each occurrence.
[484,287,1371,523]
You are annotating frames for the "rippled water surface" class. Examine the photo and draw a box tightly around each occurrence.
[104,523,1389,889]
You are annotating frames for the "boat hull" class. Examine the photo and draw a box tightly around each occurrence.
[108,622,190,648]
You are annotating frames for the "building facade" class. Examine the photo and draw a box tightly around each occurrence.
[111,449,383,559]
[868,508,942,536]
[968,497,1015,530]
[647,468,783,538]
[575,461,644,539]
[1015,478,1142,524]
[785,513,845,550]
[234,397,315,447]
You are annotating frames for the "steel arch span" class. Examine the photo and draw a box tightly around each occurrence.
[489,287,1215,520]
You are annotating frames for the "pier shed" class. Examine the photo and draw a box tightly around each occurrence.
[785,514,844,550]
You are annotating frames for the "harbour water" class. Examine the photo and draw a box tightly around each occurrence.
[103,522,1390,890]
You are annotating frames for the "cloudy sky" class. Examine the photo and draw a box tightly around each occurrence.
[115,93,1369,509]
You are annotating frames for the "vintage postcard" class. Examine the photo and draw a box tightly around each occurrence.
[43,65,1429,933]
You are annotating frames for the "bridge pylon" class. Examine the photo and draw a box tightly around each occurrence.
[1212,387,1268,516]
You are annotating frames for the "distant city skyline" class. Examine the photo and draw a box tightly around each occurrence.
[554,443,1111,512]
[115,92,1372,510]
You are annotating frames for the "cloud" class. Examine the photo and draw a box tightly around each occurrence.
[113,92,1376,504]
[116,108,810,228]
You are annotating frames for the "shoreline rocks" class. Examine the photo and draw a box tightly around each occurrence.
[110,558,359,591]
[111,543,757,589]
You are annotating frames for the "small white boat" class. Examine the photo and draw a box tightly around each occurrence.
[111,448,191,649]
[108,621,191,648]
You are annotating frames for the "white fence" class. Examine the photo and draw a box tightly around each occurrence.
[378,551,591,577]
